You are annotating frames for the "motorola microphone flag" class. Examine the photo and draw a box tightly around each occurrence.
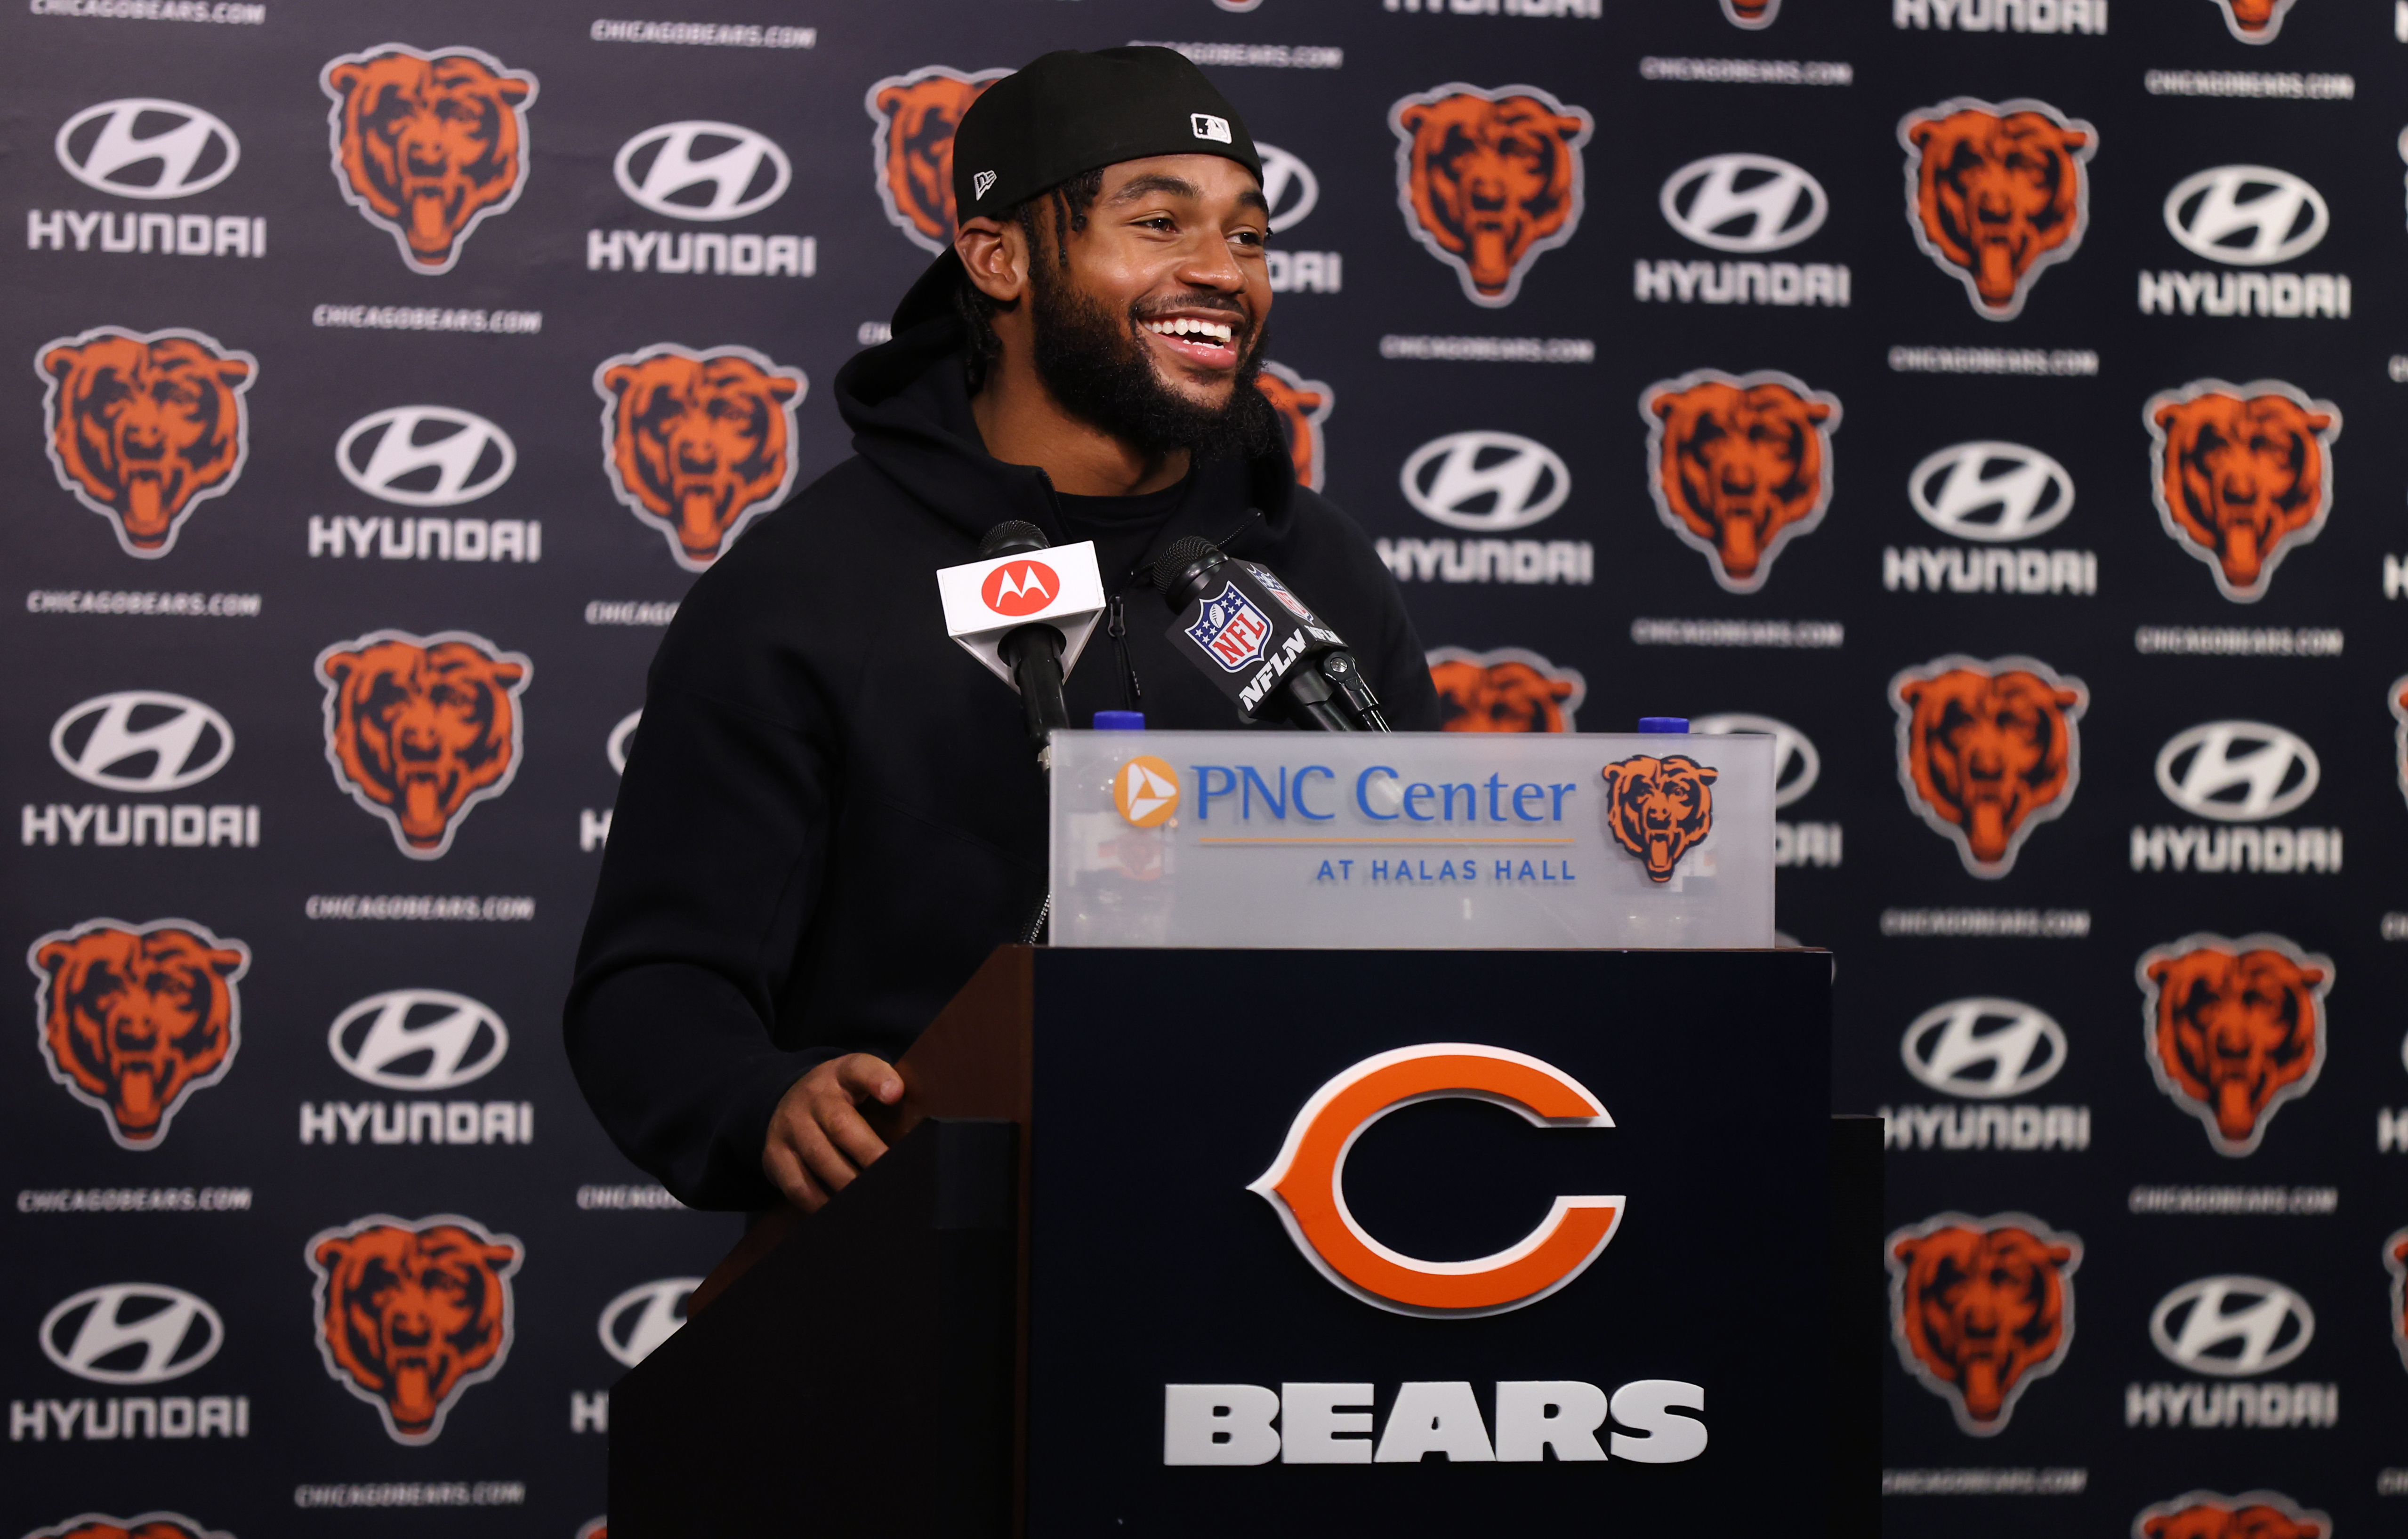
[935,539,1105,690]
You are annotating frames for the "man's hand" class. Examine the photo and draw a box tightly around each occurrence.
[762,1054,902,1212]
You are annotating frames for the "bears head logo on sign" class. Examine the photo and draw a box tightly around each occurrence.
[306,1212,523,1444]
[315,631,532,859]
[866,65,1008,253]
[28,917,247,1150]
[2145,380,2338,603]
[1888,1210,2081,1435]
[36,327,256,558]
[2138,933,2330,1157]
[24,1516,233,1539]
[1722,0,1780,27]
[1256,362,1333,492]
[2134,1490,2329,1538]
[595,344,807,570]
[2385,1226,2408,1374]
[2205,0,2303,43]
[1390,82,1593,307]
[1899,98,2096,321]
[320,44,536,275]
[1642,369,1840,592]
[1426,646,1585,733]
[1891,655,2087,878]
[1599,754,1717,882]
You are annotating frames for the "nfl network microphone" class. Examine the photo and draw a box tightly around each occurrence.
[1153,537,1390,731]
[936,522,1106,760]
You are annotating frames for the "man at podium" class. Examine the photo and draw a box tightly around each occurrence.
[565,47,1439,1217]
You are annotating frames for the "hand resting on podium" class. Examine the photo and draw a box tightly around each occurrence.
[762,1053,904,1211]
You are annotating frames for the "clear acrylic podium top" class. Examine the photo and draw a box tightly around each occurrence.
[1048,730,1774,948]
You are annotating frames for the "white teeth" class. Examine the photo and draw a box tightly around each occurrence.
[1146,318,1235,344]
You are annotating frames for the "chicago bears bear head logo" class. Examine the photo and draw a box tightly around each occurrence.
[866,65,1007,254]
[1889,1211,2080,1435]
[36,327,256,559]
[315,631,531,859]
[1256,362,1333,491]
[2206,0,2302,42]
[2386,1227,2408,1374]
[1891,655,2087,878]
[1427,646,1586,733]
[2135,1490,2329,1539]
[306,1213,522,1444]
[2391,676,2408,813]
[1723,0,1780,26]
[29,918,247,1151]
[2138,934,2330,1158]
[2145,381,2338,603]
[321,44,536,274]
[1900,98,2096,321]
[1390,83,1593,307]
[1642,369,1840,593]
[595,344,806,570]
[23,1515,233,1539]
[1600,754,1717,882]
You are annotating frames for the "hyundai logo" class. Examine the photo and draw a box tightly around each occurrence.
[336,407,515,506]
[2150,1275,2313,1377]
[328,989,508,1092]
[50,690,233,793]
[1900,998,2066,1099]
[598,1277,702,1367]
[40,1283,224,1385]
[607,710,641,775]
[1907,441,2075,543]
[1691,713,1818,808]
[2155,721,2319,822]
[1659,153,1827,254]
[2163,166,2327,267]
[613,120,790,222]
[56,98,239,200]
[1400,432,1570,532]
[1255,141,1320,234]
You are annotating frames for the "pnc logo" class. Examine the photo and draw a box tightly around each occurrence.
[320,44,537,275]
[30,917,247,1151]
[613,121,790,221]
[865,65,1007,254]
[1691,713,1817,807]
[2154,722,2318,822]
[1908,441,2075,542]
[1658,153,1827,253]
[40,1283,225,1385]
[1902,998,2067,1099]
[1255,142,1320,234]
[316,629,532,859]
[2136,1489,2329,1539]
[50,691,233,793]
[1643,369,1840,593]
[981,559,1058,617]
[2139,933,2330,1158]
[1599,753,1717,882]
[337,406,515,507]
[1113,756,1181,827]
[607,709,641,774]
[329,989,508,1091]
[2145,379,2338,603]
[56,99,240,199]
[2164,166,2327,266]
[1900,97,2096,321]
[1888,1210,2081,1435]
[306,1212,523,1445]
[37,325,257,559]
[2149,1275,2313,1377]
[2205,0,2303,43]
[1390,82,1593,307]
[1892,654,2087,879]
[598,1277,701,1368]
[1428,646,1585,734]
[1250,1044,1619,1317]
[24,1513,232,1539]
[1400,431,1569,532]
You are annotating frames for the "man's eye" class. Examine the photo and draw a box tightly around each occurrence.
[1137,216,1175,232]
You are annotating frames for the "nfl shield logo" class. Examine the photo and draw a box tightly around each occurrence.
[1186,582,1274,673]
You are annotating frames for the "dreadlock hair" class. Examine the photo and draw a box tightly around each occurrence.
[959,166,1108,394]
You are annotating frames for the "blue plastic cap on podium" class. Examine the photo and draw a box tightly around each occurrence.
[1093,711,1146,731]
[1637,717,1689,733]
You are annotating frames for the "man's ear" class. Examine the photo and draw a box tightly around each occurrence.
[956,216,1030,306]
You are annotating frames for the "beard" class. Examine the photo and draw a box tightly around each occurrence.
[1028,264,1279,463]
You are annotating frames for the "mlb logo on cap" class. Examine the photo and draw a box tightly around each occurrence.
[1192,112,1233,144]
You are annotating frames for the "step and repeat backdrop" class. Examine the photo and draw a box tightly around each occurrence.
[5,0,2408,1533]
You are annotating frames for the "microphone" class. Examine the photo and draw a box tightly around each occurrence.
[1152,537,1390,732]
[935,522,1106,755]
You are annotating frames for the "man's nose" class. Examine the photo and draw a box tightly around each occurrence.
[1174,234,1247,297]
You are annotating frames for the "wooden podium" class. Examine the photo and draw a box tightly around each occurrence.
[609,946,1877,1537]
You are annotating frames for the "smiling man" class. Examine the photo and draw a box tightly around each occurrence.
[566,49,1438,1216]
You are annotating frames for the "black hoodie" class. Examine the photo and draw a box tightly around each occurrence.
[564,320,1441,1210]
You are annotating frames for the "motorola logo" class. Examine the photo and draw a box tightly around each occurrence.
[613,121,790,221]
[2163,166,2327,267]
[337,407,515,506]
[598,1278,701,1368]
[1907,441,2075,543]
[1400,432,1570,532]
[328,989,509,1092]
[56,98,239,200]
[1901,998,2067,1099]
[40,1283,225,1385]
[2155,722,2319,822]
[607,710,641,775]
[1691,713,1818,808]
[2149,1276,2313,1377]
[50,691,233,793]
[1659,153,1827,253]
[1255,142,1319,234]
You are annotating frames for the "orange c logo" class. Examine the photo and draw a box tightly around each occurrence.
[1249,1044,1620,1317]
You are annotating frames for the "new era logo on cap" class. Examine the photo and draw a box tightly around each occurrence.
[972,169,997,201]
[1192,113,1232,144]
